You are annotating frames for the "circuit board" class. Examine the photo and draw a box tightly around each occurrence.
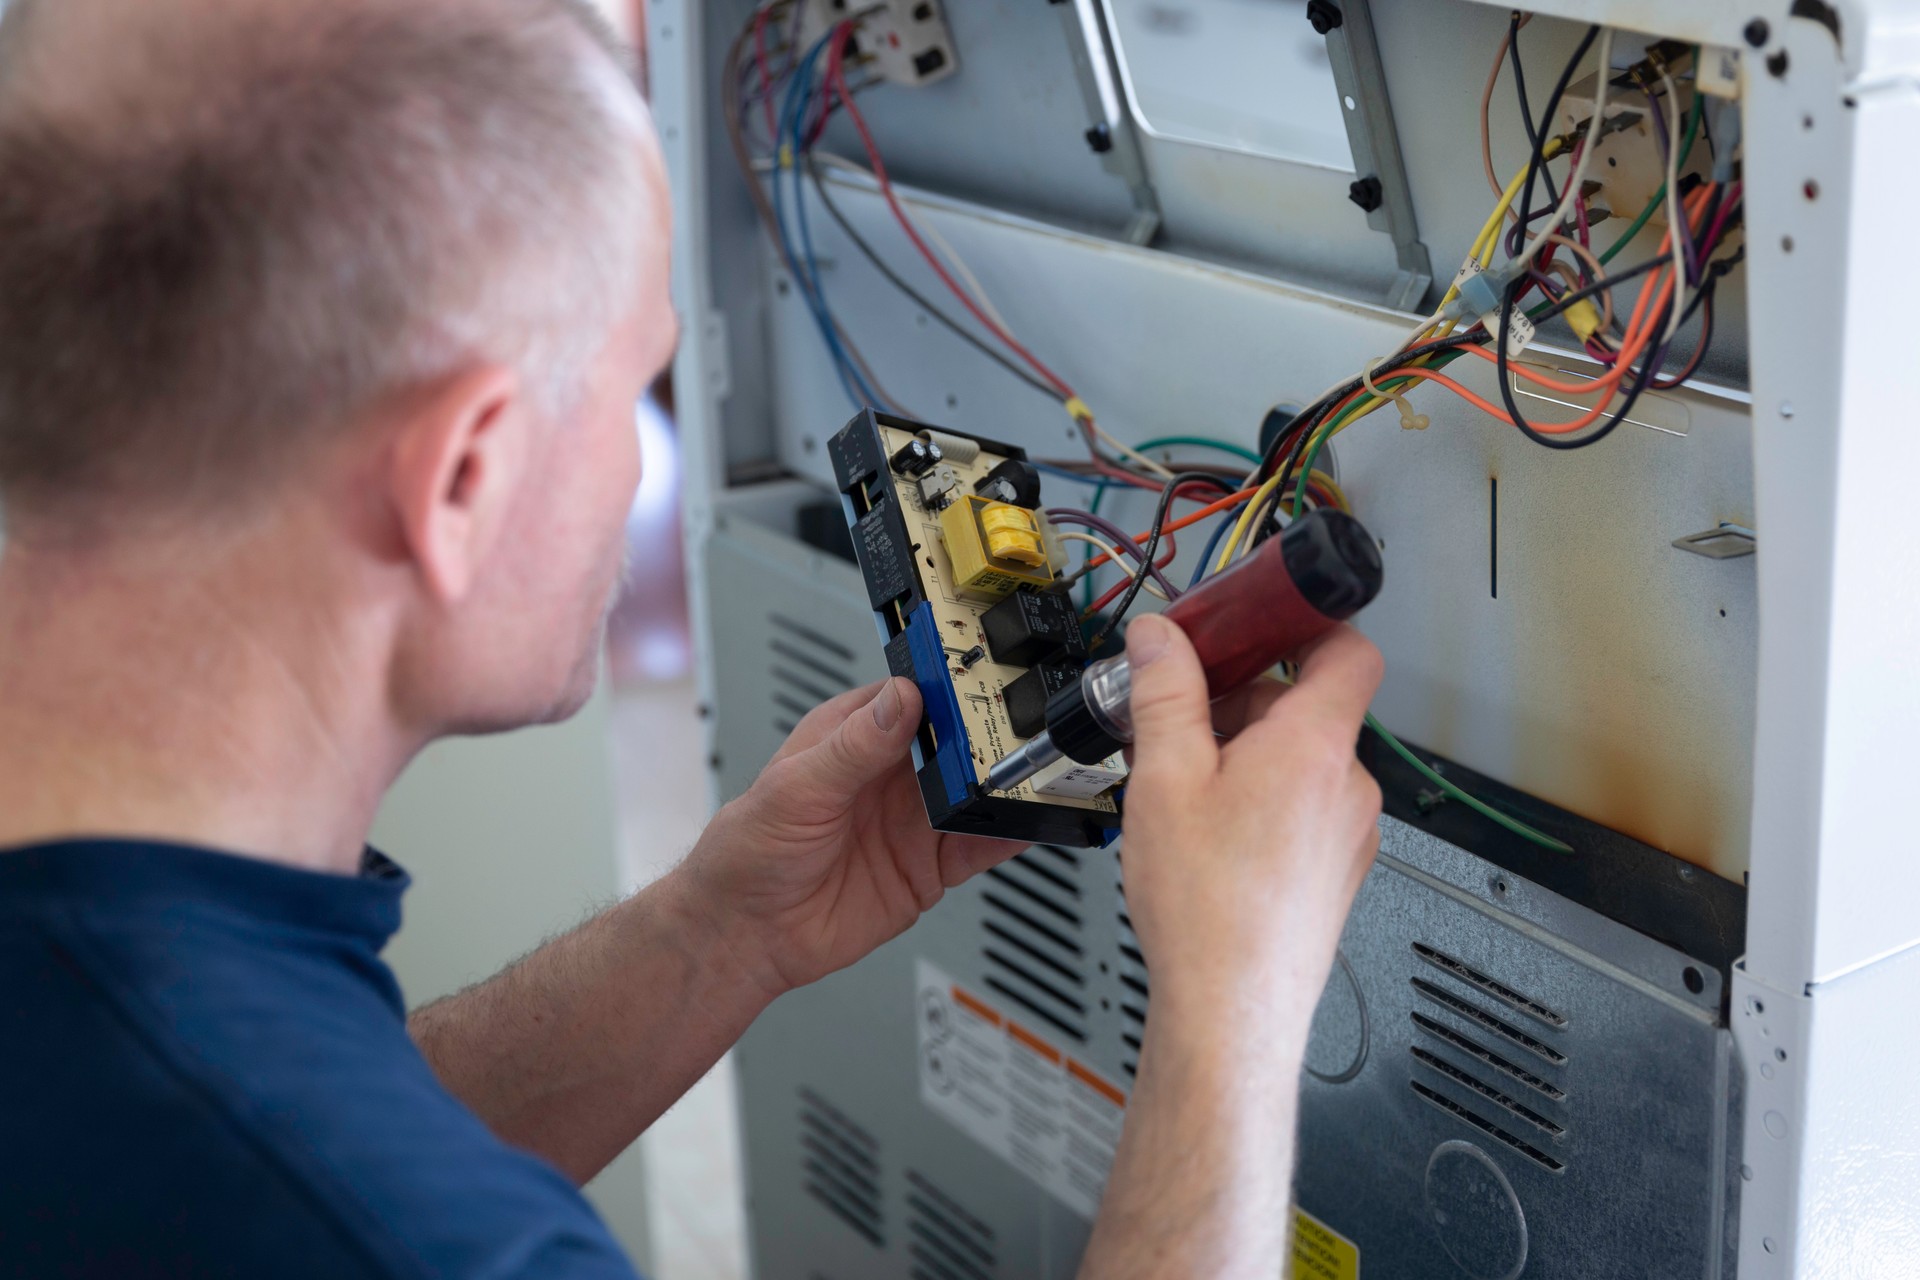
[830,409,1122,848]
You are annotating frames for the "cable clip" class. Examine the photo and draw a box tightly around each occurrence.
[1362,356,1428,431]
[1062,396,1094,425]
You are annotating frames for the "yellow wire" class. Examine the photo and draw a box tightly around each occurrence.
[1224,139,1569,570]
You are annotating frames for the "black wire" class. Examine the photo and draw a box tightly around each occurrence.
[1499,25,1624,450]
[1087,472,1232,649]
[1507,13,1561,210]
[806,158,1058,401]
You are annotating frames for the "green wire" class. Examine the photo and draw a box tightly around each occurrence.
[1366,714,1575,853]
[1133,435,1264,466]
[1597,92,1705,266]
[1278,357,1572,854]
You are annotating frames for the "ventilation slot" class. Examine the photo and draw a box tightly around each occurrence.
[1412,1048,1564,1138]
[1412,943,1567,1028]
[907,1171,997,1280]
[1412,1013,1565,1102]
[1410,1081,1565,1173]
[980,852,1086,1043]
[769,614,858,734]
[1411,978,1566,1066]
[798,1089,884,1248]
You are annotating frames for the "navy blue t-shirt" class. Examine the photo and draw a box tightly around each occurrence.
[0,840,640,1279]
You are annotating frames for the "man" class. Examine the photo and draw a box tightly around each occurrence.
[0,0,1385,1276]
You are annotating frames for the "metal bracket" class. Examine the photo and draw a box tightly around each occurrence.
[1674,523,1757,559]
[1315,0,1434,311]
[1056,0,1162,246]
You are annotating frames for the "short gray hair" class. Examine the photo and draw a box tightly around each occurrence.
[0,0,650,534]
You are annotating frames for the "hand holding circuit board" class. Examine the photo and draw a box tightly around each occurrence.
[831,410,1383,848]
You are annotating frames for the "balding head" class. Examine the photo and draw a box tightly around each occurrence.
[0,0,662,538]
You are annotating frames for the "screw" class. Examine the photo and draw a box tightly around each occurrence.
[1348,176,1384,212]
[1744,17,1770,47]
[1306,0,1343,34]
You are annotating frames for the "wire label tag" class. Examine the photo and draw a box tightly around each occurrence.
[1482,306,1537,357]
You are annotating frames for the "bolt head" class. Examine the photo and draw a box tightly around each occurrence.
[1347,176,1383,212]
[1306,0,1344,35]
[1083,122,1113,154]
[1744,17,1770,47]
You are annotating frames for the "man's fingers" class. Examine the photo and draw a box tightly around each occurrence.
[769,679,891,765]
[786,677,923,800]
[1125,614,1219,780]
[1266,625,1384,735]
[1209,676,1288,740]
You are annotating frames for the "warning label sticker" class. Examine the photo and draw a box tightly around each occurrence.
[915,959,1127,1221]
[1292,1206,1361,1279]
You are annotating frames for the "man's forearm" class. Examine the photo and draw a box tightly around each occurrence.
[1078,984,1306,1280]
[409,865,776,1185]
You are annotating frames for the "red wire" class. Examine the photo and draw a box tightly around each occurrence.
[827,44,1078,403]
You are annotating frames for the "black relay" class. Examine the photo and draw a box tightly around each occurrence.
[1004,662,1082,740]
[981,590,1085,668]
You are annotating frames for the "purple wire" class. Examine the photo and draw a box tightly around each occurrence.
[1044,509,1184,600]
[1640,82,1702,286]
[1698,183,1744,259]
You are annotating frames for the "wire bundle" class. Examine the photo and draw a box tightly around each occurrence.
[721,8,1743,857]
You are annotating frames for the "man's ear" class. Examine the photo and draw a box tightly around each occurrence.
[386,365,526,604]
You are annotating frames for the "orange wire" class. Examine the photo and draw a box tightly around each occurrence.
[1079,485,1262,573]
[1430,183,1718,428]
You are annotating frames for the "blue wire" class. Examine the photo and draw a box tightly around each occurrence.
[773,35,892,411]
[1190,512,1239,590]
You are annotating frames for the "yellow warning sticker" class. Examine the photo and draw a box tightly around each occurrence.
[1291,1206,1360,1280]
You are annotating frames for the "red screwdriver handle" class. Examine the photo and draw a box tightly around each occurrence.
[1161,509,1383,699]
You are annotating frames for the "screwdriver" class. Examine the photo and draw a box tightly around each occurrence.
[984,508,1384,794]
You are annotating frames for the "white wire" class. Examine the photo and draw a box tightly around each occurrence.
[916,219,1015,335]
[1658,65,1689,340]
[1056,532,1171,602]
[1518,27,1615,264]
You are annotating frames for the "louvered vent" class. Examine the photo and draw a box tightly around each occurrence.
[906,1170,997,1280]
[1115,881,1148,1078]
[770,613,858,734]
[798,1088,884,1247]
[1406,942,1569,1175]
[979,846,1087,1043]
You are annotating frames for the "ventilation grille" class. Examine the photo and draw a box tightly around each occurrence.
[799,1088,884,1247]
[1412,942,1567,1028]
[906,1171,997,1280]
[1116,876,1148,1077]
[1406,942,1568,1175]
[770,613,858,734]
[979,846,1087,1043]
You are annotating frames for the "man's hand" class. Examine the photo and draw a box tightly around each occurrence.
[679,678,1021,1000]
[1121,614,1385,1018]
[1080,614,1384,1280]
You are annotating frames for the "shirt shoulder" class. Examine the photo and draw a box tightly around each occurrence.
[0,841,641,1280]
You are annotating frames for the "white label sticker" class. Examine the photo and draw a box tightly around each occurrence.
[916,959,1127,1221]
[1480,306,1537,357]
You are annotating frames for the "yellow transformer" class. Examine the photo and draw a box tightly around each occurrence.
[938,496,1053,599]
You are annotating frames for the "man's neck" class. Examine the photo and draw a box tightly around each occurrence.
[0,528,415,874]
